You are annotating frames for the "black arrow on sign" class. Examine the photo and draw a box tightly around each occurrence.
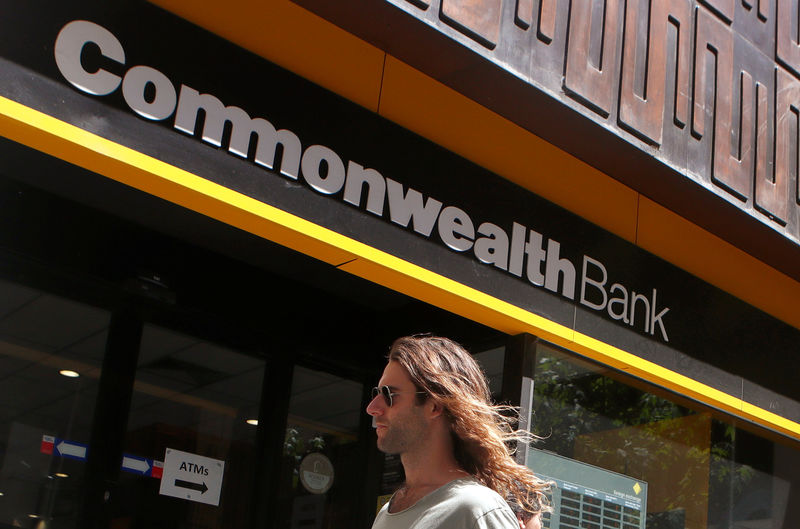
[174,478,208,494]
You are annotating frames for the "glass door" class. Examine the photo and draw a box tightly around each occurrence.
[0,278,111,529]
[108,322,266,529]
[274,365,365,529]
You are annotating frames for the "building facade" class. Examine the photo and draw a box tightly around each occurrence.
[0,0,798,528]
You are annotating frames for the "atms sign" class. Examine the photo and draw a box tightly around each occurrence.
[159,448,225,506]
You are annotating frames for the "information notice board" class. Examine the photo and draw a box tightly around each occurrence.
[527,448,648,529]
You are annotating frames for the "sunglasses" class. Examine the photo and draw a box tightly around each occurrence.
[371,385,427,407]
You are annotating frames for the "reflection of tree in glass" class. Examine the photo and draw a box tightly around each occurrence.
[707,422,760,527]
[530,348,763,529]
[530,352,691,457]
[284,428,327,489]
[284,428,327,458]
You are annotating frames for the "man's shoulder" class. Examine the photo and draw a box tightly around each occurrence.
[372,478,518,529]
[439,478,506,507]
[435,478,517,522]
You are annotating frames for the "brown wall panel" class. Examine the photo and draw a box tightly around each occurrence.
[563,0,623,118]
[619,0,692,146]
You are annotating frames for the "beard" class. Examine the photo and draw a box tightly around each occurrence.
[376,406,428,455]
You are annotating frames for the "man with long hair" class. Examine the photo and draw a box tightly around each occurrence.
[366,335,549,528]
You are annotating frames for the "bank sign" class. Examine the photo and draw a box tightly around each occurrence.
[292,0,800,282]
[54,19,672,341]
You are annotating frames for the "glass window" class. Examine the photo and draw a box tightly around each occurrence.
[525,341,800,529]
[109,323,265,529]
[275,366,364,528]
[474,346,505,397]
[0,278,110,529]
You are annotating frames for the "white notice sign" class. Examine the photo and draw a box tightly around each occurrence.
[159,448,225,506]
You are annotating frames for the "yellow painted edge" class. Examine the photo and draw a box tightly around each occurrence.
[741,402,800,439]
[337,257,575,347]
[0,96,354,266]
[570,334,800,440]
[1,95,798,441]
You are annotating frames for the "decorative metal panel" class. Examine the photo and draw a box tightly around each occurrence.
[294,0,800,275]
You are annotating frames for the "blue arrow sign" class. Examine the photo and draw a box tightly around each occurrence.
[121,454,153,476]
[53,439,88,461]
[42,435,161,479]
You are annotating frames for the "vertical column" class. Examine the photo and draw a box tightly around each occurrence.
[251,356,294,529]
[502,333,539,465]
[78,306,143,529]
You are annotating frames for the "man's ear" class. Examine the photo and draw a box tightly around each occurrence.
[427,399,445,419]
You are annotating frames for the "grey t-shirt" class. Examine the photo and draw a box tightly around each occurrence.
[372,477,519,529]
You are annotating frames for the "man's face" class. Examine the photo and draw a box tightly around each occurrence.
[366,361,429,455]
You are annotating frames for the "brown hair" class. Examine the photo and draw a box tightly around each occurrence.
[388,334,550,516]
